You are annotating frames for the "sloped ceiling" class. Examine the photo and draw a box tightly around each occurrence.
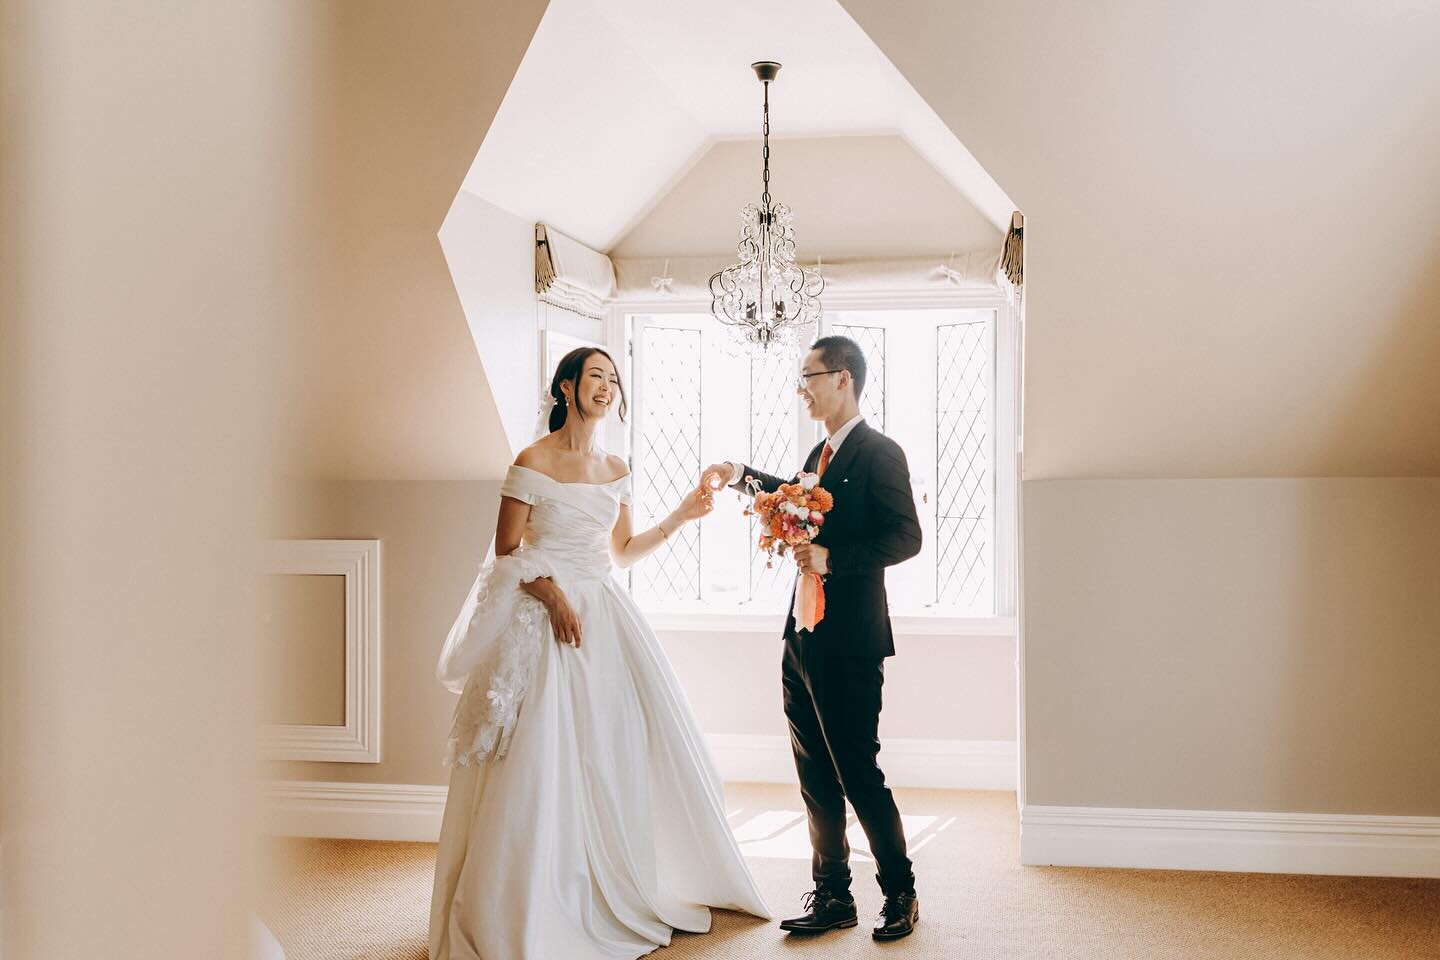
[611,135,1002,259]
[459,0,1012,253]
[841,0,1440,477]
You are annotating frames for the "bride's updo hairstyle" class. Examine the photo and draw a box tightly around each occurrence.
[548,346,628,433]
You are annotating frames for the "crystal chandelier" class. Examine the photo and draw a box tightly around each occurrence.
[709,61,824,357]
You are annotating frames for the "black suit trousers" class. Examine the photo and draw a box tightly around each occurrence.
[782,632,914,897]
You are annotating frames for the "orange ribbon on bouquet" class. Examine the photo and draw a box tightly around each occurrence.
[794,571,826,632]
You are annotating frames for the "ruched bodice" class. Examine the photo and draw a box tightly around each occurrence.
[501,465,630,583]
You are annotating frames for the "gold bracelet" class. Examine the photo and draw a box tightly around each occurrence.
[658,519,671,539]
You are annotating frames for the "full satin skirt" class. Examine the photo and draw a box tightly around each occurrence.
[429,574,770,960]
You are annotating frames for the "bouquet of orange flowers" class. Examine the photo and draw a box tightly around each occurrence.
[743,473,834,630]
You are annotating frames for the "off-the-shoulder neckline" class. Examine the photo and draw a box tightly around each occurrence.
[510,463,631,487]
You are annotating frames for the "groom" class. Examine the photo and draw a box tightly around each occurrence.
[703,335,922,941]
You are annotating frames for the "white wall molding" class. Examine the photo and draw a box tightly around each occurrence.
[265,737,1017,842]
[266,781,447,842]
[708,735,1016,791]
[265,539,382,763]
[1021,804,1440,879]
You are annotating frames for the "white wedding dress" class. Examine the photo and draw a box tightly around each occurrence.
[429,465,771,960]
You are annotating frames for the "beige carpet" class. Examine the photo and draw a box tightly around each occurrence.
[262,784,1440,960]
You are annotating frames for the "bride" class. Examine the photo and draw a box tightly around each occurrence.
[429,346,771,960]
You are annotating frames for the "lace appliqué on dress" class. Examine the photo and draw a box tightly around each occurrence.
[437,544,555,767]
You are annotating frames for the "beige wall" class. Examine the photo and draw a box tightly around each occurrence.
[267,573,348,726]
[660,630,1015,742]
[837,0,1440,818]
[1024,478,1440,815]
[611,135,1002,259]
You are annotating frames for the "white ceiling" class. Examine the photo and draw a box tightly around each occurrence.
[458,0,1012,253]
[586,0,909,136]
[611,135,1002,259]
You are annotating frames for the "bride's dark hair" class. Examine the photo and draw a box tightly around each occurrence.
[549,346,628,433]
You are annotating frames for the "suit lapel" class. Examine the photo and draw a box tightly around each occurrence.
[801,438,825,474]
[818,420,870,486]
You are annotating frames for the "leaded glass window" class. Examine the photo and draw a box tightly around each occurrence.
[623,303,1010,619]
[935,320,992,609]
[831,323,886,432]
[631,326,702,602]
[748,349,798,603]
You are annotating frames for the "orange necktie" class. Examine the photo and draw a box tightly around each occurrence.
[816,441,834,478]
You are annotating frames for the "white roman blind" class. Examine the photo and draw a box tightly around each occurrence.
[534,223,615,319]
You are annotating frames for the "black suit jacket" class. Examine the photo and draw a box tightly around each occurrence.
[736,420,922,658]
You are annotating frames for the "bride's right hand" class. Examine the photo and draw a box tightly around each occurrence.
[673,486,715,524]
[545,592,582,648]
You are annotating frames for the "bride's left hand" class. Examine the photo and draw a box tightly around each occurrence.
[674,486,715,524]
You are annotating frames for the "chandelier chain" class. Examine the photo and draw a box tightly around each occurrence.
[761,80,771,210]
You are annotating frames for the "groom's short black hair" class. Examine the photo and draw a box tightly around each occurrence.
[810,335,866,399]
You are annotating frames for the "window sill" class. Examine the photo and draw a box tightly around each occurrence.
[642,609,1017,638]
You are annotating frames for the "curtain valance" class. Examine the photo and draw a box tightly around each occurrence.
[611,249,1004,303]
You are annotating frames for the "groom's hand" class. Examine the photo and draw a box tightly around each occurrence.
[700,462,736,492]
[793,542,829,577]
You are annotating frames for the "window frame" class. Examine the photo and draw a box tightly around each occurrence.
[603,287,1019,636]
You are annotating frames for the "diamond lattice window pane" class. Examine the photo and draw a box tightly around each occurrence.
[633,327,702,602]
[936,321,992,611]
[831,324,886,432]
[748,350,798,605]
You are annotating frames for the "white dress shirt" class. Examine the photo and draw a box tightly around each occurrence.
[728,413,865,486]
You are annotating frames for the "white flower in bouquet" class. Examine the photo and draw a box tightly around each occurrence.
[799,473,820,492]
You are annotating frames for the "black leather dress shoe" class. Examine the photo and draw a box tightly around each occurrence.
[778,889,859,933]
[872,891,919,940]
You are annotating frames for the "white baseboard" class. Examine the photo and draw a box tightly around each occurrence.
[265,780,448,842]
[708,734,1017,791]
[267,781,1440,880]
[1021,804,1440,879]
[265,737,1015,843]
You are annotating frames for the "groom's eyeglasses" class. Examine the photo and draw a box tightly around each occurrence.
[794,369,843,391]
